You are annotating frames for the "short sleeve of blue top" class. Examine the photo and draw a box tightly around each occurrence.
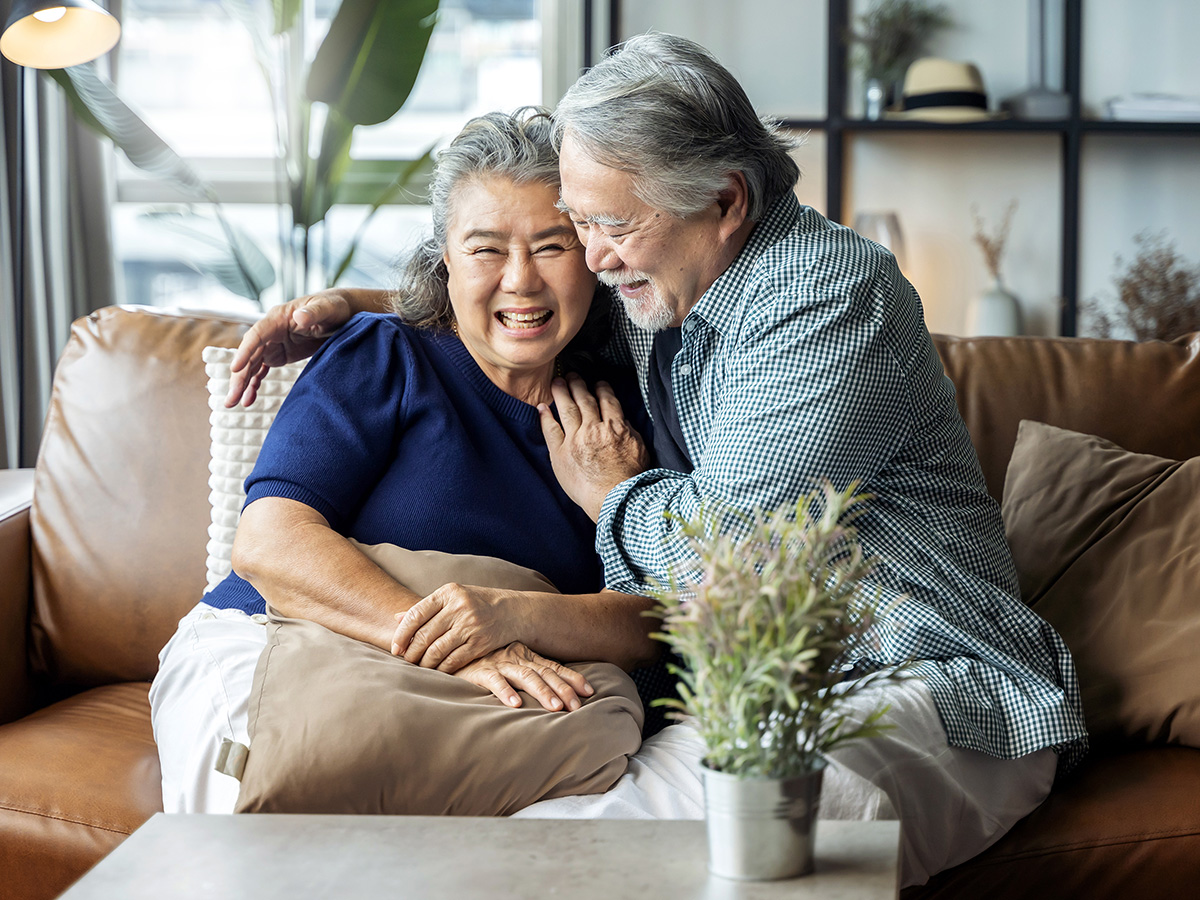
[204,313,651,615]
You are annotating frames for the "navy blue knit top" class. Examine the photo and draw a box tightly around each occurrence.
[204,312,649,615]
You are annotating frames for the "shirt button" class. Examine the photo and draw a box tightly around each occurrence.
[683,320,695,333]
[677,364,692,376]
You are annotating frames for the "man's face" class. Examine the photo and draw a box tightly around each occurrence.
[557,133,729,332]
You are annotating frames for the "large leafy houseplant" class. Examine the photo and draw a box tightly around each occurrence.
[653,482,899,779]
[47,0,439,305]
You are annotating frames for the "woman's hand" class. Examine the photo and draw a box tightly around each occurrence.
[392,584,532,673]
[455,642,594,711]
[225,289,372,408]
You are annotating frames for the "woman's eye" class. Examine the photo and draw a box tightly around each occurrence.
[471,247,501,255]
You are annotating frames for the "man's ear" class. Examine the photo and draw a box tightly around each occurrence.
[715,172,751,241]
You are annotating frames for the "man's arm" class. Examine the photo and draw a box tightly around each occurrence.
[227,288,392,407]
[547,284,914,591]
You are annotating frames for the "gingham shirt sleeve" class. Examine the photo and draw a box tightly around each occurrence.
[598,272,910,589]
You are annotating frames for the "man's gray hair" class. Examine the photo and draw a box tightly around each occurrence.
[391,107,560,329]
[552,32,800,221]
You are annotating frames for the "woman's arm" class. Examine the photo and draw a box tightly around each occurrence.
[233,497,595,711]
[227,288,392,407]
[392,584,661,674]
[233,496,421,649]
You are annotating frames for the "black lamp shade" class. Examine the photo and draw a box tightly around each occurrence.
[1,0,120,68]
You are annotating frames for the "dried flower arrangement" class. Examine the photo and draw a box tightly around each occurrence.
[651,482,900,779]
[848,0,953,87]
[971,200,1018,283]
[1086,230,1200,341]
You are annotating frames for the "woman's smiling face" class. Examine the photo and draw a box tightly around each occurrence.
[443,175,596,404]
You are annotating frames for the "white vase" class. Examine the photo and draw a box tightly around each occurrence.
[702,762,825,880]
[967,278,1023,336]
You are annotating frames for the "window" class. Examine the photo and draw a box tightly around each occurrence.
[112,0,556,313]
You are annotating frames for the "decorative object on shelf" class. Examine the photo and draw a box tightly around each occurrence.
[892,58,1007,122]
[1105,94,1200,123]
[1084,231,1200,341]
[1001,0,1070,120]
[651,483,900,881]
[847,0,952,120]
[968,201,1023,336]
[853,211,907,270]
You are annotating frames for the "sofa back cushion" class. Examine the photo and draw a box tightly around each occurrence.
[933,332,1200,500]
[30,307,248,688]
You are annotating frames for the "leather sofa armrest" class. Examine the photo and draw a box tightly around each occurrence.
[0,468,35,725]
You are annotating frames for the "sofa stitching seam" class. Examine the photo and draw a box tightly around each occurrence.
[0,803,134,835]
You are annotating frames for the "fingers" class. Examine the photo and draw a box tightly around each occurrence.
[537,402,564,451]
[290,293,348,337]
[391,597,441,656]
[594,381,626,423]
[549,378,582,431]
[565,373,601,419]
[477,669,523,709]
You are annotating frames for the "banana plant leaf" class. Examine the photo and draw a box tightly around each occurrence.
[308,0,439,126]
[141,210,277,302]
[47,62,273,301]
[304,0,439,228]
[328,143,436,285]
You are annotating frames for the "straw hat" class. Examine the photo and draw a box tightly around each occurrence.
[889,58,1006,122]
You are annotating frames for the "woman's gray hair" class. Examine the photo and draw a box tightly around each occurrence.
[552,32,799,221]
[390,107,561,329]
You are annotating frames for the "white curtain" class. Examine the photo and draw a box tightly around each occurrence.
[0,10,119,469]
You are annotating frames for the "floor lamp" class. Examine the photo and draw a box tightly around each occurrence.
[1,0,120,464]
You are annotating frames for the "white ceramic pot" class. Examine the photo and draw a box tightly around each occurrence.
[701,761,825,880]
[967,279,1023,336]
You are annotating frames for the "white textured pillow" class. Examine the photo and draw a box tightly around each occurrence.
[203,347,307,592]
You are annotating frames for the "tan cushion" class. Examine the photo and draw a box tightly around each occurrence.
[1001,420,1200,746]
[235,544,643,815]
[933,332,1200,501]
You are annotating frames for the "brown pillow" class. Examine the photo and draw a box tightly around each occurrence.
[235,542,644,815]
[1001,420,1200,747]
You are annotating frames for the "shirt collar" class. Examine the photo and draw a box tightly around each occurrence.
[685,192,803,338]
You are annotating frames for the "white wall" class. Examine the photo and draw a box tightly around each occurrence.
[617,0,1199,337]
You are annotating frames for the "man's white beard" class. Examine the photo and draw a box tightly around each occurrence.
[598,270,675,332]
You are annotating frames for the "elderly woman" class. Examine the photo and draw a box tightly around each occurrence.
[150,108,661,815]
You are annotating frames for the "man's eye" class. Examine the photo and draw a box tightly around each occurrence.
[535,244,566,254]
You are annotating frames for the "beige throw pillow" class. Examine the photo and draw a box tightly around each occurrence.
[235,542,644,815]
[1001,420,1200,748]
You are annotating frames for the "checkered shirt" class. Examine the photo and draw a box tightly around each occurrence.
[598,193,1088,769]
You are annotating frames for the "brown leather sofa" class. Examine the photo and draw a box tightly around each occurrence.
[2,305,1199,899]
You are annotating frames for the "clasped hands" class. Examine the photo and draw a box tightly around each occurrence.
[391,584,595,714]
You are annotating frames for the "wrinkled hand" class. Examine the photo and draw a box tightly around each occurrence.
[538,375,651,521]
[454,642,594,711]
[391,584,525,673]
[225,290,354,407]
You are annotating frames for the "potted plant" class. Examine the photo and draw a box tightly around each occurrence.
[848,0,952,118]
[46,0,439,305]
[652,481,900,881]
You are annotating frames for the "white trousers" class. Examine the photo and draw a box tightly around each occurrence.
[150,602,1057,888]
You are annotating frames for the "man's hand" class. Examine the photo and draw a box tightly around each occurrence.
[538,375,651,522]
[225,291,354,408]
[454,642,594,711]
[391,584,527,673]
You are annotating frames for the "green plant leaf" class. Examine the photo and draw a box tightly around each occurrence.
[273,0,302,34]
[328,144,436,286]
[46,64,212,200]
[307,0,440,127]
[142,209,276,301]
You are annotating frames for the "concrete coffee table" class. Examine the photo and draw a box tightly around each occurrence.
[59,814,900,899]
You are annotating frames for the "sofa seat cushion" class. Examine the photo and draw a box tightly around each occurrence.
[0,682,161,900]
[905,747,1200,899]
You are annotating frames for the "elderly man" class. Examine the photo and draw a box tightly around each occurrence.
[227,33,1085,887]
